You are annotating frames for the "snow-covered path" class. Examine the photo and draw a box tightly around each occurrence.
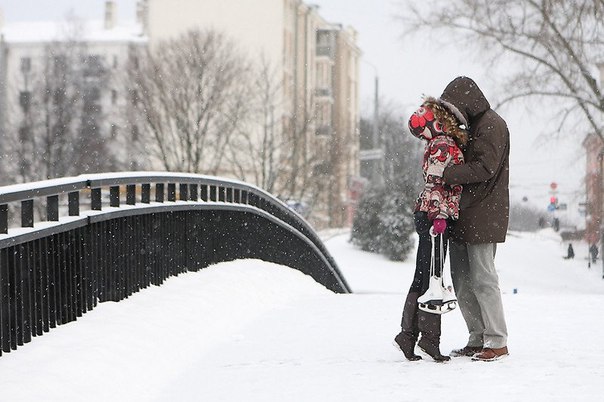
[1,230,604,401]
[158,231,604,401]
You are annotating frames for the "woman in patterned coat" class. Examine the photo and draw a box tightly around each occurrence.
[394,97,467,362]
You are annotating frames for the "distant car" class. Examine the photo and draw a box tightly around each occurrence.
[285,199,310,218]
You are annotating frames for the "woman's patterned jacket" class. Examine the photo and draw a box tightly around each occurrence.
[408,98,466,221]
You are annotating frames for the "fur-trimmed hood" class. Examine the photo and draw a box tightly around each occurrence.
[423,97,468,146]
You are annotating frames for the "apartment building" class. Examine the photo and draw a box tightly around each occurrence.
[143,0,361,228]
[0,1,148,182]
[582,63,604,246]
[583,132,602,245]
[0,0,360,228]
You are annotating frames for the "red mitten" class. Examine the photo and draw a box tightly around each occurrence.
[432,219,447,234]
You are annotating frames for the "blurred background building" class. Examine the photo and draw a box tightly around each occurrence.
[583,61,604,247]
[0,2,147,178]
[0,0,361,229]
[142,0,361,228]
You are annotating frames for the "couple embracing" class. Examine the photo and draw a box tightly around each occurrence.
[394,77,510,363]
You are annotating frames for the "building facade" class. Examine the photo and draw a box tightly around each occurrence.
[143,0,361,228]
[0,1,148,184]
[0,0,360,228]
[583,133,603,245]
[582,63,604,246]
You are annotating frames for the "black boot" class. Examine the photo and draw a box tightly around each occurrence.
[394,291,422,361]
[417,310,450,362]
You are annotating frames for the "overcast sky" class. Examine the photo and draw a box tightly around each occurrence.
[0,0,586,223]
[0,0,479,106]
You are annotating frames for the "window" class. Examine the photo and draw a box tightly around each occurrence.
[113,55,118,69]
[53,55,67,75]
[53,88,65,105]
[316,30,335,58]
[83,87,101,114]
[317,31,331,47]
[315,104,332,136]
[131,125,139,141]
[313,161,331,175]
[131,55,139,70]
[20,57,31,73]
[83,55,104,77]
[19,125,31,142]
[19,91,31,113]
[84,86,101,104]
[315,125,332,136]
[111,89,118,105]
[110,124,118,139]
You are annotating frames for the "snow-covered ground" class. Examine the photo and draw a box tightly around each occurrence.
[1,229,603,401]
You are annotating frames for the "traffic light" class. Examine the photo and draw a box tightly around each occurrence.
[549,196,558,209]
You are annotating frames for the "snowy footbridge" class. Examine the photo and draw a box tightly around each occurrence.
[0,172,350,356]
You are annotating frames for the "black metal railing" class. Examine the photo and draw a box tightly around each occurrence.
[0,172,350,356]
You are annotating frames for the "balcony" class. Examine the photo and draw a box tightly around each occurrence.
[316,29,336,59]
[314,88,333,98]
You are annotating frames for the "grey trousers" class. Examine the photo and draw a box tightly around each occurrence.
[449,241,508,349]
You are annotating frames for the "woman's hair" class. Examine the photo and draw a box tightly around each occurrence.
[423,97,468,146]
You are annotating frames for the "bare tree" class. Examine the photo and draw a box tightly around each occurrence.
[359,99,423,197]
[226,57,285,192]
[378,101,423,193]
[124,29,253,174]
[352,100,423,260]
[399,0,604,139]
[271,96,336,223]
[280,101,324,205]
[226,57,325,217]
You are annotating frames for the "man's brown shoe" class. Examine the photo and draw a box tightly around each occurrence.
[449,346,483,357]
[471,347,509,362]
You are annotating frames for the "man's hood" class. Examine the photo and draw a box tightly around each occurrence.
[439,76,490,127]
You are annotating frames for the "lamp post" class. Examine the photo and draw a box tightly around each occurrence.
[360,59,382,184]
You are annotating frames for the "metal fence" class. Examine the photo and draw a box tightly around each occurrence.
[0,172,350,356]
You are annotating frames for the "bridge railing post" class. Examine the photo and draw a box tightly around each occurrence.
[109,186,120,208]
[47,195,59,222]
[21,200,34,228]
[126,185,136,205]
[68,192,79,216]
[189,184,198,201]
[167,183,176,202]
[141,184,151,203]
[91,188,102,210]
[0,204,7,234]
[179,184,188,201]
[155,183,164,202]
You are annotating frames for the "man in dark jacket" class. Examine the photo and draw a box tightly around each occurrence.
[439,76,510,361]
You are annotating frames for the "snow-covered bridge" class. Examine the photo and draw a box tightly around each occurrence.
[0,172,350,357]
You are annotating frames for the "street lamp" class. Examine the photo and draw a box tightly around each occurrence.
[360,59,382,184]
[363,60,379,151]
